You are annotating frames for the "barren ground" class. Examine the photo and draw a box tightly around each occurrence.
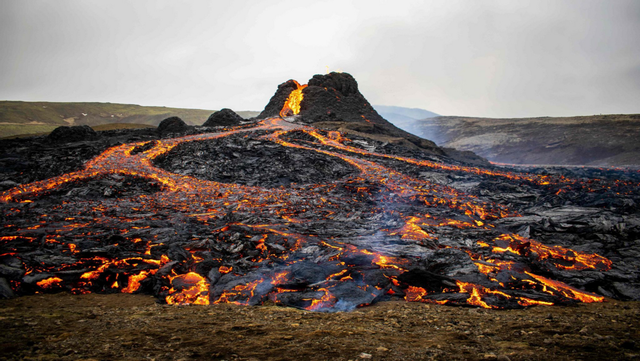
[1,293,639,361]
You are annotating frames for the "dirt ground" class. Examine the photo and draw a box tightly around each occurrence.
[0,293,639,361]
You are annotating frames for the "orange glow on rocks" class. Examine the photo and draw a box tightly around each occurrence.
[280,81,307,117]
[525,271,605,303]
[489,234,612,271]
[36,277,63,289]
[121,269,157,293]
[404,286,427,302]
[166,272,210,305]
[219,266,233,274]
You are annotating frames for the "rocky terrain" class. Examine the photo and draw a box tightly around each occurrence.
[402,114,640,167]
[0,72,639,359]
[1,293,638,360]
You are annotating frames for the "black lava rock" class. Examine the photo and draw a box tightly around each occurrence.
[157,116,188,134]
[308,72,359,96]
[0,278,14,299]
[154,132,358,188]
[46,125,99,143]
[300,72,386,125]
[203,108,244,127]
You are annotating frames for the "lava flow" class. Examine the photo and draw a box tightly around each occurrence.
[279,80,307,117]
[1,73,638,311]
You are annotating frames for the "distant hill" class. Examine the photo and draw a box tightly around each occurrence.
[0,101,260,138]
[408,114,640,167]
[373,105,439,135]
[373,105,439,120]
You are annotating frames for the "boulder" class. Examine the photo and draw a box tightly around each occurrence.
[203,108,243,127]
[46,125,99,143]
[157,116,188,134]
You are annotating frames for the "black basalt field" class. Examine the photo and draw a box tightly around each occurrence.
[1,73,639,312]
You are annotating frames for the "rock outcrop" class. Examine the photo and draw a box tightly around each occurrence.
[157,116,188,134]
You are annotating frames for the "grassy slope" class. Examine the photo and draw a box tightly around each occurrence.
[0,124,60,139]
[0,101,260,138]
[0,101,212,126]
[0,123,157,139]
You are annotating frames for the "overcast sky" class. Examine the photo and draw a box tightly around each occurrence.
[1,0,639,118]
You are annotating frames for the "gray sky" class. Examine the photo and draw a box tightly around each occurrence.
[1,0,639,118]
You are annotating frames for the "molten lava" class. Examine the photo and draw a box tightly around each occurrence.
[0,81,629,311]
[279,80,307,117]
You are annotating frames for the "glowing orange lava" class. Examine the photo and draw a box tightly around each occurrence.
[279,80,307,117]
[166,272,210,305]
[0,109,618,310]
[36,277,63,289]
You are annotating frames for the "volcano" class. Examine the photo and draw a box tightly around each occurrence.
[1,72,639,311]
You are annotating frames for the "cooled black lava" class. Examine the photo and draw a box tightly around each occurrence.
[155,133,358,188]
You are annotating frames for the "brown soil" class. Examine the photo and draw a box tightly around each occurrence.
[1,294,639,360]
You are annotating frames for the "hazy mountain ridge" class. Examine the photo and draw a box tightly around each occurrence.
[408,114,640,166]
[373,105,439,119]
[373,105,438,135]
